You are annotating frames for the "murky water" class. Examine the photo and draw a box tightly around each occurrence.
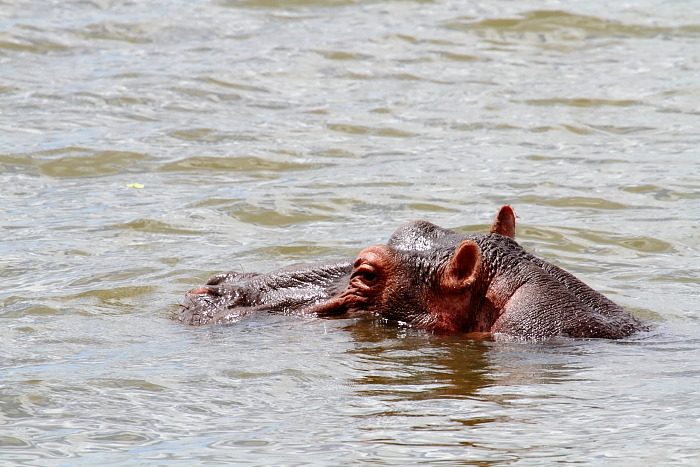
[1,0,699,465]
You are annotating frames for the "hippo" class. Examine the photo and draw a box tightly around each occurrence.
[179,206,648,339]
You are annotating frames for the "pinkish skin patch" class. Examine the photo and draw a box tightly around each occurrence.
[187,286,211,295]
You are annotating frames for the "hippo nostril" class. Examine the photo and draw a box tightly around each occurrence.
[205,275,227,286]
[187,286,214,296]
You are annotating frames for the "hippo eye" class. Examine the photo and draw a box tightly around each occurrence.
[353,267,379,286]
[361,270,377,284]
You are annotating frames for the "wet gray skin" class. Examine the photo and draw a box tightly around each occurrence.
[370,223,648,338]
[179,259,354,326]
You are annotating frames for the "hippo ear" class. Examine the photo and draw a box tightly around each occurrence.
[443,240,481,290]
[489,205,516,238]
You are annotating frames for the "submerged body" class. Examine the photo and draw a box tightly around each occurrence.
[179,206,648,339]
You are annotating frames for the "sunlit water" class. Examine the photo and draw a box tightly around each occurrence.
[1,0,699,465]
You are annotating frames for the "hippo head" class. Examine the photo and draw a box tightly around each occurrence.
[308,206,517,331]
[180,206,515,329]
[310,236,484,333]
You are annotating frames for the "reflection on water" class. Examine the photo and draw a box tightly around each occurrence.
[347,321,493,401]
[1,0,699,465]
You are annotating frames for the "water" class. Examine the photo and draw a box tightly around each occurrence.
[1,0,699,465]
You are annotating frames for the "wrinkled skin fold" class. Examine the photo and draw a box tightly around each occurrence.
[179,206,649,339]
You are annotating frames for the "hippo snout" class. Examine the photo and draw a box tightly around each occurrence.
[180,283,253,325]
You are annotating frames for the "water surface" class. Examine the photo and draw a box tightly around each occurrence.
[1,0,699,465]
